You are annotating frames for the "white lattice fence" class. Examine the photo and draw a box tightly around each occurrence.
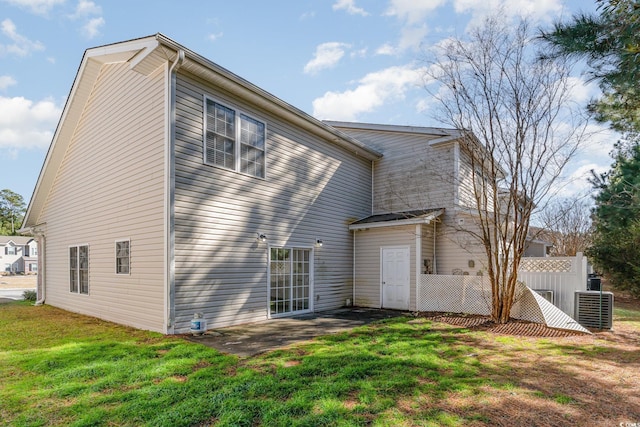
[416,275,543,321]
[417,275,492,315]
[517,253,587,316]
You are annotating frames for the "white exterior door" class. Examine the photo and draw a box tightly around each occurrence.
[381,247,410,310]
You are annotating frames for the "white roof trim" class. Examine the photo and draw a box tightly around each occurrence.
[349,209,443,231]
[325,120,461,138]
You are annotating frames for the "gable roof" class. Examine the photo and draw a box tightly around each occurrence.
[21,34,382,231]
[324,121,463,147]
[349,209,444,230]
[0,236,34,245]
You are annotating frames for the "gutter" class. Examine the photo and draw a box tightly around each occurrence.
[165,49,184,334]
[155,34,382,162]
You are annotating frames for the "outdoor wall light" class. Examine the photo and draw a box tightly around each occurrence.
[316,239,323,247]
[257,233,267,243]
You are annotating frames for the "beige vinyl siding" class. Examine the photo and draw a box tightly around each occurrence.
[37,62,167,332]
[353,225,417,311]
[330,128,456,214]
[336,126,491,285]
[172,71,372,331]
[434,211,488,276]
[421,221,436,274]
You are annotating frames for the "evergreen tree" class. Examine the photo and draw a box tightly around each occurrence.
[587,144,640,296]
[0,189,26,235]
[541,0,640,137]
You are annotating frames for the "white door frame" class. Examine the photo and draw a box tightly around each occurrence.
[267,246,314,318]
[380,245,410,310]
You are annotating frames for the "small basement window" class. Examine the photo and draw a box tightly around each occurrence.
[115,240,130,275]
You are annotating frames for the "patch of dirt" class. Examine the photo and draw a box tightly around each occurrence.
[418,294,640,426]
[419,312,585,337]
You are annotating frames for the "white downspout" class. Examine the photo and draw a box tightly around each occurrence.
[433,220,437,274]
[352,231,356,306]
[415,224,421,311]
[34,234,45,305]
[165,49,185,334]
[371,160,375,213]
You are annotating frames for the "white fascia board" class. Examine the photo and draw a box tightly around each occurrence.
[349,210,443,231]
[325,120,460,138]
[155,34,382,161]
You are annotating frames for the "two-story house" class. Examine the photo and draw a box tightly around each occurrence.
[0,236,38,274]
[21,34,496,334]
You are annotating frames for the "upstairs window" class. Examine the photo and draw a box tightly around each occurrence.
[204,98,265,178]
[6,246,15,255]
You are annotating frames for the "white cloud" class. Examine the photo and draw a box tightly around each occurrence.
[304,42,351,75]
[332,0,369,16]
[553,123,619,198]
[384,0,446,25]
[555,162,605,198]
[0,96,61,149]
[581,123,618,160]
[300,11,316,20]
[0,19,45,57]
[1,0,65,15]
[350,47,367,58]
[81,17,104,39]
[312,64,425,120]
[0,75,17,90]
[375,43,395,56]
[68,1,105,39]
[378,23,429,55]
[379,1,439,55]
[208,32,223,42]
[69,0,102,18]
[453,0,563,24]
[566,76,599,105]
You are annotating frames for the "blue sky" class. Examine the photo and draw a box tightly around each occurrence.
[0,0,616,204]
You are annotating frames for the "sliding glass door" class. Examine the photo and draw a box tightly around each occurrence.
[269,247,311,316]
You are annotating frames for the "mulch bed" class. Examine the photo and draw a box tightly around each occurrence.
[419,312,587,337]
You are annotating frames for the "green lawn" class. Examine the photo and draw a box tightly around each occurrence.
[1,301,639,426]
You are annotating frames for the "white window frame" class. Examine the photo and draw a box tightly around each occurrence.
[115,239,130,275]
[203,96,267,179]
[69,244,89,295]
[6,245,15,255]
[267,246,314,318]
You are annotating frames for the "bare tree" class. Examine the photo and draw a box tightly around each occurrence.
[537,197,592,256]
[423,15,589,323]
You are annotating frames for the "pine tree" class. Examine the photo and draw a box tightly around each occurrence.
[541,0,640,136]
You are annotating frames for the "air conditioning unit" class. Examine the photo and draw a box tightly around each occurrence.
[533,289,554,305]
[574,291,614,329]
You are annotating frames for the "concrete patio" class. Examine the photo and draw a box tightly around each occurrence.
[184,308,407,357]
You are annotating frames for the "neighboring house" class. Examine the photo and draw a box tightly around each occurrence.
[21,34,498,333]
[0,236,38,274]
[523,226,553,257]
